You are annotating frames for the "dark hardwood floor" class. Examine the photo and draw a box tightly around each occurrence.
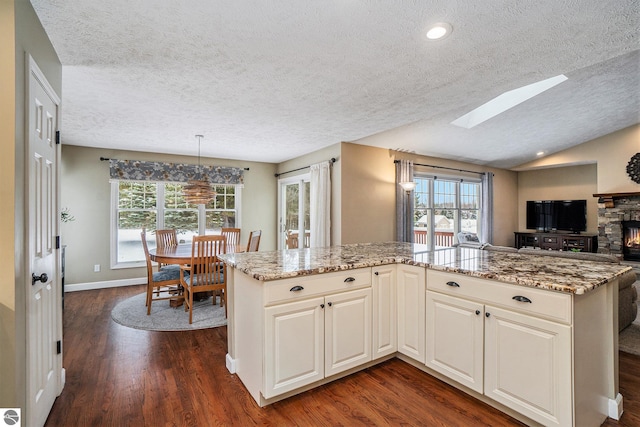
[45,285,640,426]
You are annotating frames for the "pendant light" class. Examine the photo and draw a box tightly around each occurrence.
[183,134,216,205]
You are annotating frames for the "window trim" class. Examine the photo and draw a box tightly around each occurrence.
[413,173,482,250]
[110,180,242,269]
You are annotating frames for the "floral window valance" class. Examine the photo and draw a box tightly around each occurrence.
[109,159,244,185]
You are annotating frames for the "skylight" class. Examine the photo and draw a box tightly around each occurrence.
[451,74,568,129]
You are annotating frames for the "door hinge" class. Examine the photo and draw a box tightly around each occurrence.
[55,130,61,144]
[56,340,61,354]
[56,235,60,249]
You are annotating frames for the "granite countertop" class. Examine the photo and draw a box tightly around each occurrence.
[218,242,632,295]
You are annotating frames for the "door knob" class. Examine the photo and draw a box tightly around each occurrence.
[32,273,48,285]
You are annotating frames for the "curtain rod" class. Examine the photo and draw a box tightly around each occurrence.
[394,160,485,176]
[275,157,336,178]
[100,157,250,170]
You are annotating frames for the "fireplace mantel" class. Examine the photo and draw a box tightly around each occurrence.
[593,192,640,208]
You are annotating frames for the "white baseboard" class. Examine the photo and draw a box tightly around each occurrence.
[226,353,236,374]
[65,277,145,292]
[608,393,624,420]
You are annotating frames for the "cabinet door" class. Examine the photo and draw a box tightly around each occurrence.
[397,264,426,363]
[484,305,572,427]
[325,288,372,377]
[426,291,484,393]
[372,266,397,359]
[264,296,324,398]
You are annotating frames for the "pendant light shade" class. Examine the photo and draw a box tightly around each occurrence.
[183,135,216,205]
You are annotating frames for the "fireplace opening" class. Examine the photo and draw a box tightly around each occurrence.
[623,220,640,262]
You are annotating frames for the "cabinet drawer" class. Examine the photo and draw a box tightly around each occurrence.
[263,268,371,306]
[427,270,572,324]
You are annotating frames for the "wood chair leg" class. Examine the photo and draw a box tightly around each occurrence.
[147,286,153,315]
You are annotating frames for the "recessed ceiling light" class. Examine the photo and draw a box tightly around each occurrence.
[536,151,545,156]
[426,23,452,40]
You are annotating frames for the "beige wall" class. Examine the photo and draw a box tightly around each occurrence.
[513,124,639,234]
[340,143,397,244]
[517,164,599,233]
[514,124,640,193]
[61,145,277,285]
[340,143,519,247]
[1,0,62,409]
[276,143,342,246]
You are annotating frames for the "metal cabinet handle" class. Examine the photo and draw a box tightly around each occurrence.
[290,285,304,292]
[344,277,355,282]
[327,302,333,307]
[446,281,460,287]
[485,312,491,318]
[32,273,48,285]
[374,271,379,276]
[320,303,325,309]
[512,295,532,303]
[475,310,481,315]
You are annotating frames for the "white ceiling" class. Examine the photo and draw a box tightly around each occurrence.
[30,0,640,169]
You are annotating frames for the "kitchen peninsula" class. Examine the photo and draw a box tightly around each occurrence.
[219,242,631,427]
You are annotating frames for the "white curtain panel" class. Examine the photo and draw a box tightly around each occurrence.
[395,160,414,242]
[310,161,331,247]
[481,172,494,244]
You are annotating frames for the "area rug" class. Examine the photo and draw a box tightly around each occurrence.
[111,292,227,331]
[619,283,640,356]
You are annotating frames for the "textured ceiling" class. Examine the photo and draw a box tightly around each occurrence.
[30,0,640,169]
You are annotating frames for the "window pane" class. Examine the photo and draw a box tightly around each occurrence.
[117,211,157,263]
[415,178,430,209]
[461,210,479,234]
[434,180,456,208]
[118,181,157,209]
[460,182,479,209]
[165,183,189,209]
[434,208,455,247]
[164,210,198,244]
[205,211,236,234]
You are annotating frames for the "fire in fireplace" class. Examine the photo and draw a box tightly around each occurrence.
[623,220,640,261]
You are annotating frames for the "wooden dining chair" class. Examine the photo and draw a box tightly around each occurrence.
[141,230,183,315]
[155,229,179,269]
[156,229,178,247]
[286,230,298,249]
[221,227,241,252]
[246,230,262,252]
[180,235,227,323]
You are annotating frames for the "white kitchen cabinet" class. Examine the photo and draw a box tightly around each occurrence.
[372,265,397,359]
[264,287,372,398]
[484,305,571,427]
[397,264,425,363]
[426,291,484,393]
[234,268,373,404]
[324,288,372,377]
[264,296,324,398]
[426,270,581,426]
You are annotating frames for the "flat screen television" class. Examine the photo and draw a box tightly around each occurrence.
[526,200,587,233]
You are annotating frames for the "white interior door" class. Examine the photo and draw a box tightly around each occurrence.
[26,55,63,427]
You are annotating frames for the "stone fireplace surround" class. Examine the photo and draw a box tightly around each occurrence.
[595,192,640,260]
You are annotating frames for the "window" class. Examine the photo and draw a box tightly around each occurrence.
[413,176,480,249]
[112,181,240,267]
[278,175,310,249]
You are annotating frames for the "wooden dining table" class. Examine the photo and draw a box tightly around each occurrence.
[149,242,243,265]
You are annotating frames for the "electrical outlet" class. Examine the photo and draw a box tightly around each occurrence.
[94,264,100,272]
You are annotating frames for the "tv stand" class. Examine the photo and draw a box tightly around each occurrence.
[514,232,597,252]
